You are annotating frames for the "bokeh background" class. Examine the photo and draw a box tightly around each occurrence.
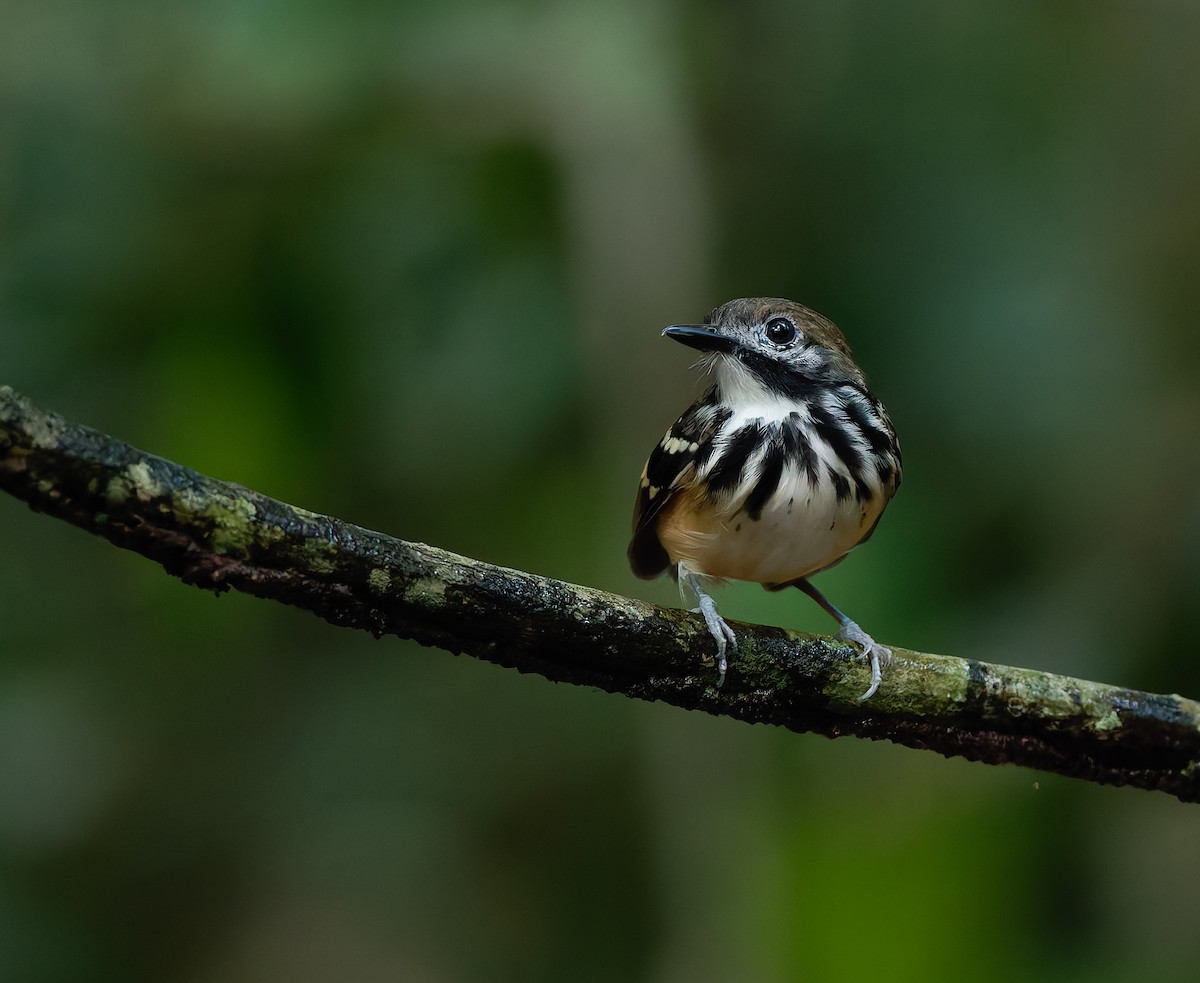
[4,2,1200,980]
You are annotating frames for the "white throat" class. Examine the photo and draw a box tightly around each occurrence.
[713,355,797,421]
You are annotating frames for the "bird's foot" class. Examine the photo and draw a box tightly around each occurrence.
[836,621,891,700]
[690,594,737,688]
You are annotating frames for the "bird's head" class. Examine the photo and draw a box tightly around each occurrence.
[663,297,865,400]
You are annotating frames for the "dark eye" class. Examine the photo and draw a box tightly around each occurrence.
[764,316,798,347]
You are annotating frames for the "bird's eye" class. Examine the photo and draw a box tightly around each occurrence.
[764,317,798,347]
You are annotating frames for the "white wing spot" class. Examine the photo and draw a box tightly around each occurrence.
[662,436,692,454]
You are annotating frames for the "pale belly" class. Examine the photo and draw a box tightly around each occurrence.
[657,467,885,584]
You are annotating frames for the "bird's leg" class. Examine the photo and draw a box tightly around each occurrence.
[786,577,891,700]
[679,568,736,687]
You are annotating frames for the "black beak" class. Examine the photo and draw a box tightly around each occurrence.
[662,323,737,354]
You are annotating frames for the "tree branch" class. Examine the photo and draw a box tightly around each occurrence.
[3,383,1198,802]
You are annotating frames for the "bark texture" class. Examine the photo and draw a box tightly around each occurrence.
[3,384,1198,801]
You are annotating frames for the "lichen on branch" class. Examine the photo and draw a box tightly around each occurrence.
[2,383,1199,802]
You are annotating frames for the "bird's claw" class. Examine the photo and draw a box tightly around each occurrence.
[836,621,891,700]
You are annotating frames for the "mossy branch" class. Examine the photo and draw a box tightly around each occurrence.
[2,384,1199,802]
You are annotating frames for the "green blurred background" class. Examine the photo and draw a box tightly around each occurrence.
[3,2,1200,980]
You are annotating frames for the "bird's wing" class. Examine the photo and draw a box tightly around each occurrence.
[628,392,729,579]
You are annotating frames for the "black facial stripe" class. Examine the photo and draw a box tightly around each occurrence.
[705,423,761,497]
[736,350,822,400]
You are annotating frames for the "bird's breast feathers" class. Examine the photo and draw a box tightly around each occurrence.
[630,359,900,585]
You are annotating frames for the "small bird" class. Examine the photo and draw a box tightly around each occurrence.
[629,297,902,697]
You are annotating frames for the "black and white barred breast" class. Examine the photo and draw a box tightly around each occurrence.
[630,356,901,586]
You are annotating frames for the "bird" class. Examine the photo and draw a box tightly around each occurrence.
[628,297,902,698]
